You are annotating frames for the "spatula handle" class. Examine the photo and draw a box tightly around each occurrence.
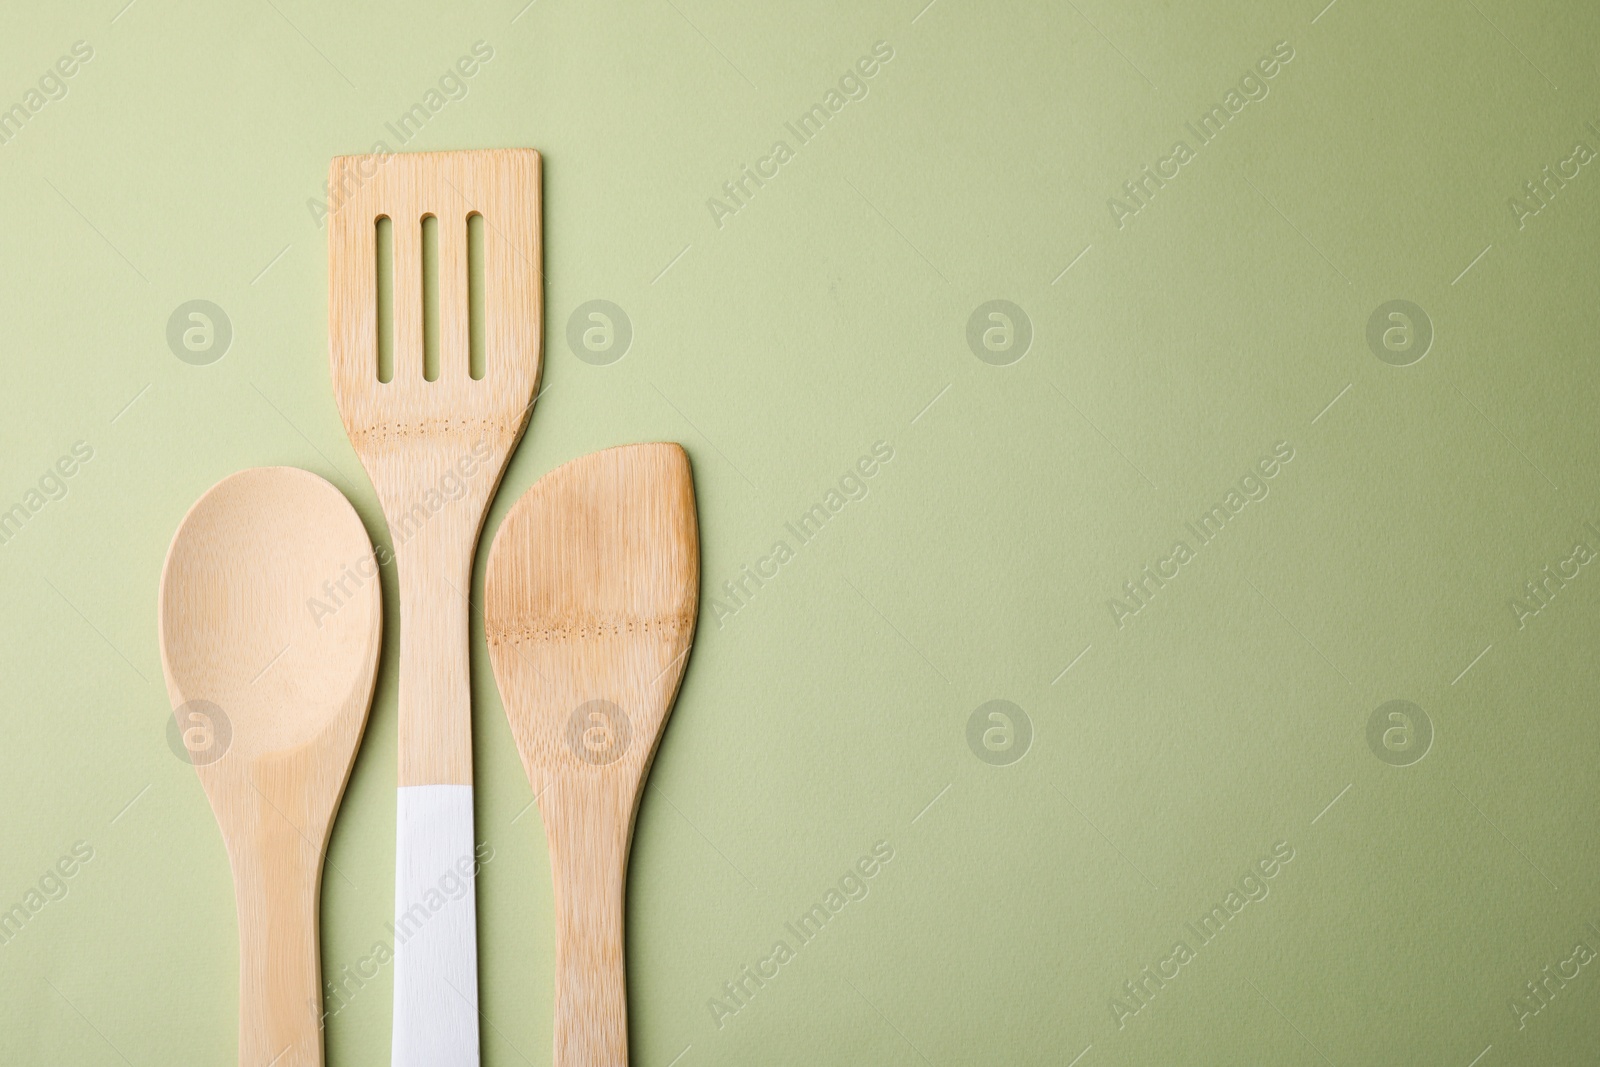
[544,785,633,1067]
[394,531,475,786]
[392,785,480,1067]
[391,535,481,1066]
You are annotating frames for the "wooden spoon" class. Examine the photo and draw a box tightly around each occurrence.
[483,443,699,1067]
[158,467,382,1067]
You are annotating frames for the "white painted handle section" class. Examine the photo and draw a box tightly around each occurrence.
[392,784,480,1067]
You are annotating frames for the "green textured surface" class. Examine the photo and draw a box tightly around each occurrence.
[2,1,1599,1064]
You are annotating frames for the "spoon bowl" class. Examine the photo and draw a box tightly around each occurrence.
[159,466,381,1067]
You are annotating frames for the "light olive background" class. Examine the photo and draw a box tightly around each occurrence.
[2,0,1598,1064]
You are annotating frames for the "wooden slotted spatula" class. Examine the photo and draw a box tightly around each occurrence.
[328,148,542,1067]
[483,443,700,1067]
[159,467,382,1067]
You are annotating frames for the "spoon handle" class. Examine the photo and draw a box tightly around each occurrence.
[543,783,633,1067]
[229,784,325,1067]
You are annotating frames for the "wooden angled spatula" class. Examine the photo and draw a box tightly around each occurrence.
[483,443,699,1067]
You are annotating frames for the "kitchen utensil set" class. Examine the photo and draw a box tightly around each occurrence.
[158,149,699,1067]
